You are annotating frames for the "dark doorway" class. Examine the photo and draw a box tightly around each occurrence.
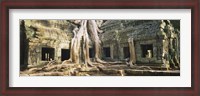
[89,48,95,58]
[123,47,130,58]
[61,49,70,61]
[42,47,55,61]
[141,44,153,58]
[103,47,111,57]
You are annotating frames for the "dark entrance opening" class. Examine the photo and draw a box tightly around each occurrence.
[103,47,111,57]
[123,47,130,58]
[141,44,153,58]
[89,48,95,58]
[61,49,70,61]
[42,47,55,61]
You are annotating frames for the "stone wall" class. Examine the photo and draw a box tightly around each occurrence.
[24,20,73,65]
[100,20,179,65]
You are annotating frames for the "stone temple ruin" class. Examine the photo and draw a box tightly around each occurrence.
[100,20,180,67]
[20,20,180,76]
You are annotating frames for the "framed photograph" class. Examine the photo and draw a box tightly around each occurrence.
[1,0,199,96]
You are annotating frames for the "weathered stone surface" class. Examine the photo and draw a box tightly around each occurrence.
[100,20,180,69]
[24,20,73,65]
[125,69,180,76]
[20,20,180,76]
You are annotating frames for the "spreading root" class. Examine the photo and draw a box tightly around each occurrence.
[95,58,106,64]
[20,60,97,76]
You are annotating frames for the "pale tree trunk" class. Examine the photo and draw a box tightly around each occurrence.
[63,20,85,64]
[87,20,105,63]
[82,20,93,66]
[63,20,105,66]
[127,38,136,66]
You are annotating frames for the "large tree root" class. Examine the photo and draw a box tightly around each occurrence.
[23,62,92,76]
[95,58,106,64]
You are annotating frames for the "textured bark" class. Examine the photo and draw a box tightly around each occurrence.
[65,20,85,64]
[63,20,105,66]
[87,20,105,63]
[127,38,136,66]
[82,20,93,66]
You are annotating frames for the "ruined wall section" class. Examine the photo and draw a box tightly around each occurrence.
[101,20,167,65]
[100,20,123,60]
[127,21,163,64]
[24,20,73,66]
